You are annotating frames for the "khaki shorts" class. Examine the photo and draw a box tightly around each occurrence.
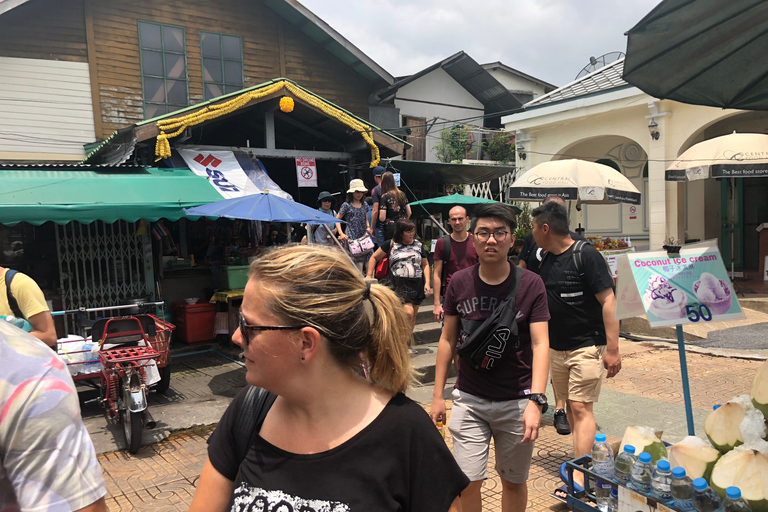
[550,345,606,403]
[447,389,535,483]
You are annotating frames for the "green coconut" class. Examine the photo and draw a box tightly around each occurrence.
[668,436,721,481]
[751,359,768,420]
[710,446,768,512]
[705,402,746,454]
[619,426,668,464]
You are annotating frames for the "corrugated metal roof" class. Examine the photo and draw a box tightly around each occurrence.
[524,58,630,109]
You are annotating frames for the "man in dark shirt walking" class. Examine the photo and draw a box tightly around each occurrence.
[431,203,550,512]
[432,205,478,322]
[532,201,621,488]
[518,195,585,434]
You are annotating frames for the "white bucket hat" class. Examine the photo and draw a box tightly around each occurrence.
[347,179,368,193]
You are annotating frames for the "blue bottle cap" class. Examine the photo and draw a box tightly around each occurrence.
[656,460,670,471]
[693,478,708,490]
[595,434,607,442]
[624,444,636,454]
[672,467,686,478]
[639,452,652,463]
[726,487,741,500]
[713,404,722,410]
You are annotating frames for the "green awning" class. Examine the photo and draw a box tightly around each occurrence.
[0,167,223,226]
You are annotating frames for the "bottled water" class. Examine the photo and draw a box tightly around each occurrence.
[609,486,618,512]
[723,487,751,512]
[651,459,674,504]
[693,477,724,512]
[614,444,637,485]
[592,434,615,512]
[671,467,695,511]
[630,452,653,495]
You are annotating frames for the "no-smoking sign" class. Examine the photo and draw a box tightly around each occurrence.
[629,205,637,219]
[296,157,317,187]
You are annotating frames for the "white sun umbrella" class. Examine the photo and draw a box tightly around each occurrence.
[666,132,768,278]
[507,159,642,206]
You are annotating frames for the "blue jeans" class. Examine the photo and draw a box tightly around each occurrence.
[375,225,385,247]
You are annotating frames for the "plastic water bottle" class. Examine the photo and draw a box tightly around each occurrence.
[724,487,751,512]
[614,444,637,485]
[651,459,674,504]
[630,452,653,495]
[671,467,695,511]
[609,486,618,512]
[592,434,615,512]
[693,477,724,512]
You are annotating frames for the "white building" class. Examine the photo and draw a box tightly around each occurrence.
[503,57,768,273]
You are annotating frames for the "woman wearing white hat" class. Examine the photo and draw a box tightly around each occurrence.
[337,179,373,273]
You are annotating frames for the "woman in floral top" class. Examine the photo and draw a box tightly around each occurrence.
[337,179,373,274]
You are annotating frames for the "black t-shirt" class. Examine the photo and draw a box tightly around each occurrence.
[208,389,469,512]
[538,241,614,351]
[519,230,585,274]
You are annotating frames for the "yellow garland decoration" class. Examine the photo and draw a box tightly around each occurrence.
[154,80,380,167]
[279,96,294,113]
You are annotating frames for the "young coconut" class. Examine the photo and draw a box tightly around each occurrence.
[710,445,768,512]
[705,401,747,454]
[619,426,667,463]
[668,436,721,481]
[751,359,768,420]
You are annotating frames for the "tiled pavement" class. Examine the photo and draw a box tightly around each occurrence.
[97,340,766,511]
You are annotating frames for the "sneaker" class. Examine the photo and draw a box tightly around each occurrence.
[554,409,571,435]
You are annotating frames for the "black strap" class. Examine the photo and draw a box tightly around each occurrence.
[571,239,615,291]
[509,265,523,304]
[4,269,24,319]
[234,385,277,466]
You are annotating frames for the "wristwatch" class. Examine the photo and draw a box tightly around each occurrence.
[528,393,548,413]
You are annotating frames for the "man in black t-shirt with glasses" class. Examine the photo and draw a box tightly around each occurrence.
[532,201,621,489]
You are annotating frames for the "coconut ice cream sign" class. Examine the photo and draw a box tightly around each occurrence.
[614,240,744,327]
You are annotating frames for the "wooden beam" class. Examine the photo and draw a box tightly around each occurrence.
[277,22,287,77]
[83,0,104,139]
[265,111,276,149]
[277,113,340,146]
[177,145,352,161]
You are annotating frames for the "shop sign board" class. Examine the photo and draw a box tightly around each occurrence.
[178,150,254,199]
[614,240,744,327]
[296,157,318,187]
[601,247,635,280]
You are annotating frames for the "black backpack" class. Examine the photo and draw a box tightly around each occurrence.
[233,386,277,466]
[571,240,615,291]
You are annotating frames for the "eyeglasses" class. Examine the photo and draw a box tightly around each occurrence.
[474,230,509,242]
[238,312,307,346]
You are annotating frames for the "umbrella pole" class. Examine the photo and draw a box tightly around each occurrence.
[676,324,696,436]
[730,177,736,280]
[430,213,450,237]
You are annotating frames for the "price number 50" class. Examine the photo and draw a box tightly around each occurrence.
[686,303,712,322]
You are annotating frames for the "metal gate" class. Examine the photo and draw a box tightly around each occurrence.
[56,221,154,334]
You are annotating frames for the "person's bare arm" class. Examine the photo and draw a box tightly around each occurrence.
[74,497,107,512]
[448,495,463,512]
[372,202,380,226]
[596,287,621,378]
[366,247,386,278]
[522,320,550,442]
[422,258,431,296]
[432,260,443,321]
[518,259,528,269]
[189,459,235,512]
[28,310,56,347]
[430,314,459,425]
[405,204,412,219]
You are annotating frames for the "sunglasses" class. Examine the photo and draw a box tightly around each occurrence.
[238,311,307,346]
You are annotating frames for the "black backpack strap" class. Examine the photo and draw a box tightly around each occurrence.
[234,385,277,466]
[509,265,523,303]
[4,269,24,319]
[571,240,587,279]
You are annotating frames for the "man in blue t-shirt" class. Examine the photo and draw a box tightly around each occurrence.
[370,166,385,247]
[532,201,621,489]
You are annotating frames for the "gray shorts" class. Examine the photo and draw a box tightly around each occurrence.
[447,389,535,483]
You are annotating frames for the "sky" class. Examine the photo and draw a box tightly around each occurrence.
[299,0,661,88]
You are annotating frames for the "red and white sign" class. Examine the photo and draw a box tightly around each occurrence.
[629,205,637,220]
[295,157,317,188]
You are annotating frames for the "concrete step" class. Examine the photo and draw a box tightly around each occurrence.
[410,341,456,385]
[416,307,436,324]
[413,321,442,345]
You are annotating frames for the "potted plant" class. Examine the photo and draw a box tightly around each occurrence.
[662,237,682,254]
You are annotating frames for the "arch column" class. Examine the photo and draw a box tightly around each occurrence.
[646,107,683,248]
